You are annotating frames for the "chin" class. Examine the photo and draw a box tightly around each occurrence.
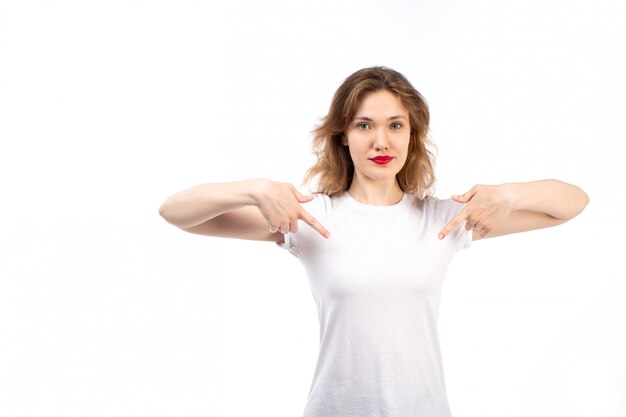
[367,172,400,182]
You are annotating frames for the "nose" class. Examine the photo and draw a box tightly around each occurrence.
[373,128,390,151]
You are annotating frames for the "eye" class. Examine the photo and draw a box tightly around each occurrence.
[357,123,370,130]
[391,122,402,129]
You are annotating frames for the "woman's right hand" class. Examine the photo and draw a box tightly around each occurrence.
[253,179,330,239]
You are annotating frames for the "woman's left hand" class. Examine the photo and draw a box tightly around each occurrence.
[438,184,515,240]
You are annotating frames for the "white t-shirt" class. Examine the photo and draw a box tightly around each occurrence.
[277,190,472,417]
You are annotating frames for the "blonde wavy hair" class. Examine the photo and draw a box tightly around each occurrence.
[303,66,437,200]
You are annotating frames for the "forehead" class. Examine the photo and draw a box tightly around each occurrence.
[355,90,408,118]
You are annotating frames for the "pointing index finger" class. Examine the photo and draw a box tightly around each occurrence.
[438,211,466,240]
[298,208,330,239]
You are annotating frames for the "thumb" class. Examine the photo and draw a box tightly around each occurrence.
[295,191,315,202]
[452,192,469,202]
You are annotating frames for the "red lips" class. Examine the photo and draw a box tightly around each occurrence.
[370,156,394,164]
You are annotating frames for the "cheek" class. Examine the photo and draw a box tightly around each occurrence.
[346,136,367,151]
[394,135,410,150]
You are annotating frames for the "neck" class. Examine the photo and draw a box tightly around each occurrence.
[346,176,404,206]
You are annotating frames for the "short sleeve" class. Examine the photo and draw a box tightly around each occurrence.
[433,197,472,250]
[274,192,331,258]
[463,226,472,249]
[276,232,299,258]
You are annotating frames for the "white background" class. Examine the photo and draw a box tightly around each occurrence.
[1,0,624,416]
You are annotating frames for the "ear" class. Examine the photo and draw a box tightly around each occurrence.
[341,134,348,146]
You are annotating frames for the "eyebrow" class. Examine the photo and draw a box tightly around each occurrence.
[353,115,407,122]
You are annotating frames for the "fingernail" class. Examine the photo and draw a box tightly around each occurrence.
[438,233,444,239]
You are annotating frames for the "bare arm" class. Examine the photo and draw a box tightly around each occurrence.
[438,180,589,241]
[158,178,330,242]
[158,179,262,229]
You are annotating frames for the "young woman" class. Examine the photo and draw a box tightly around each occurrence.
[159,66,589,417]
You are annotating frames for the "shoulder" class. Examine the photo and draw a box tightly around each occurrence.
[424,195,472,250]
[423,195,466,223]
[276,192,332,258]
[304,192,333,218]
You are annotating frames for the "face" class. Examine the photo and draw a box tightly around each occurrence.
[341,89,411,186]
